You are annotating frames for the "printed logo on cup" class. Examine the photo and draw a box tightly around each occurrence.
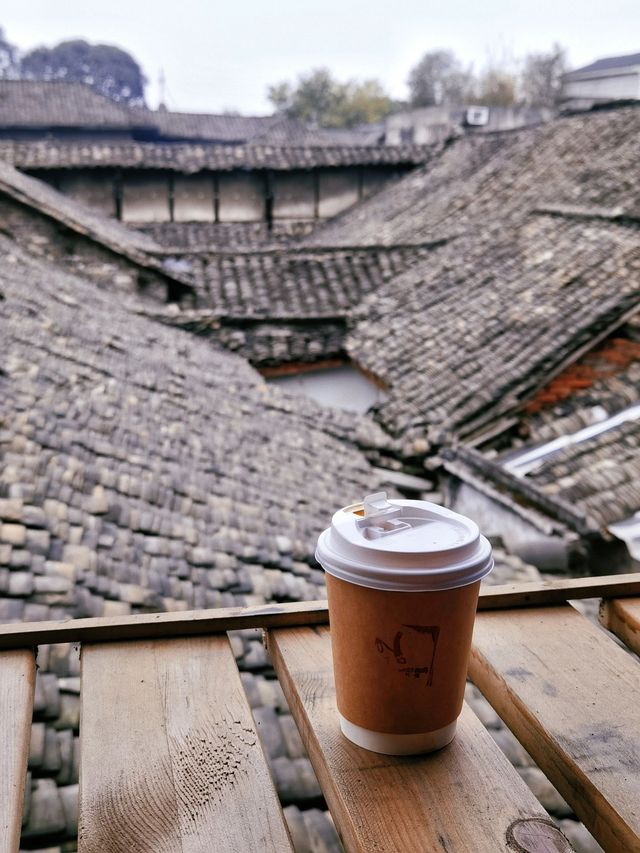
[375,624,440,686]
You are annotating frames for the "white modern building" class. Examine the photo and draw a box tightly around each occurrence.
[562,52,640,110]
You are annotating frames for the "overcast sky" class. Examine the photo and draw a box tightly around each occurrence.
[3,1,639,114]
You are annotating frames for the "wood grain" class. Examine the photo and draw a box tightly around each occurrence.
[0,600,330,650]
[1,574,640,650]
[79,636,292,853]
[470,605,640,853]
[477,573,640,611]
[268,626,573,853]
[599,597,640,657]
[0,649,35,853]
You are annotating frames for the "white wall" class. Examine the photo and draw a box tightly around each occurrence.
[272,172,315,220]
[269,364,385,414]
[564,71,640,101]
[446,479,570,571]
[218,173,264,222]
[318,170,360,217]
[121,174,170,222]
[57,171,116,217]
[173,175,214,222]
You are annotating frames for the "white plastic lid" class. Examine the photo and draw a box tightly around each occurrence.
[316,492,493,592]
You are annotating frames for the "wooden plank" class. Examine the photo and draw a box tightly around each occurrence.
[2,574,640,650]
[79,635,292,853]
[0,600,330,650]
[0,649,36,853]
[600,597,640,656]
[268,626,573,853]
[477,572,640,611]
[470,605,640,853]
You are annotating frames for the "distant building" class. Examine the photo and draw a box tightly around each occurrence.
[383,104,553,146]
[562,52,640,110]
[0,80,431,238]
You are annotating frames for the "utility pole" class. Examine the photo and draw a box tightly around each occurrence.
[158,68,167,110]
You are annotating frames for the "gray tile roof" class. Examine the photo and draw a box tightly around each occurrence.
[304,107,640,247]
[0,138,438,172]
[0,229,396,845]
[0,159,196,300]
[522,322,640,445]
[0,80,386,153]
[300,108,640,442]
[565,52,640,78]
[194,245,438,318]
[0,159,159,254]
[450,407,640,537]
[0,157,436,369]
[512,418,640,532]
[347,215,640,442]
[135,108,282,142]
[0,80,155,130]
[140,111,382,146]
[137,221,316,252]
[303,133,509,246]
[150,244,438,366]
[467,318,640,536]
[0,238,389,614]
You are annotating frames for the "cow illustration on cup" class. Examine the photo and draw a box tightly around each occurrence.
[375,624,440,686]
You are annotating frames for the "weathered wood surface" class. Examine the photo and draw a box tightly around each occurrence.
[79,635,292,853]
[600,597,640,657]
[470,605,640,853]
[268,626,573,853]
[0,649,35,853]
[477,573,640,611]
[0,600,330,650]
[1,574,640,650]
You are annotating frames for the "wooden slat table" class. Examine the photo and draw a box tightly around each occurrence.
[600,596,640,656]
[79,636,292,852]
[268,625,570,852]
[0,651,35,852]
[470,605,640,852]
[0,573,638,852]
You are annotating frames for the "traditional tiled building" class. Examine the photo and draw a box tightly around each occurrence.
[0,80,432,237]
[0,226,399,846]
[316,105,640,573]
[1,85,639,851]
[562,51,640,111]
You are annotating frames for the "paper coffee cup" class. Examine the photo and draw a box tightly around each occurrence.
[316,492,493,755]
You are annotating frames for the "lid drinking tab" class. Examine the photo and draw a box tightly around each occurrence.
[315,493,494,592]
[358,492,409,539]
[362,492,399,518]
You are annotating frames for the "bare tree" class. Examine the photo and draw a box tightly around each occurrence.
[521,44,567,106]
[0,27,19,79]
[407,50,475,107]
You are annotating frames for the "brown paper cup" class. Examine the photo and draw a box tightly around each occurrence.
[316,494,492,754]
[326,573,481,752]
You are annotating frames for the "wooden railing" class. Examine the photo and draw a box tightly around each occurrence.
[1,573,639,852]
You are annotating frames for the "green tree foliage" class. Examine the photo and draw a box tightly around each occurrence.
[335,79,394,126]
[0,27,19,78]
[407,50,475,107]
[21,39,146,105]
[267,68,393,127]
[521,44,567,106]
[267,81,294,114]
